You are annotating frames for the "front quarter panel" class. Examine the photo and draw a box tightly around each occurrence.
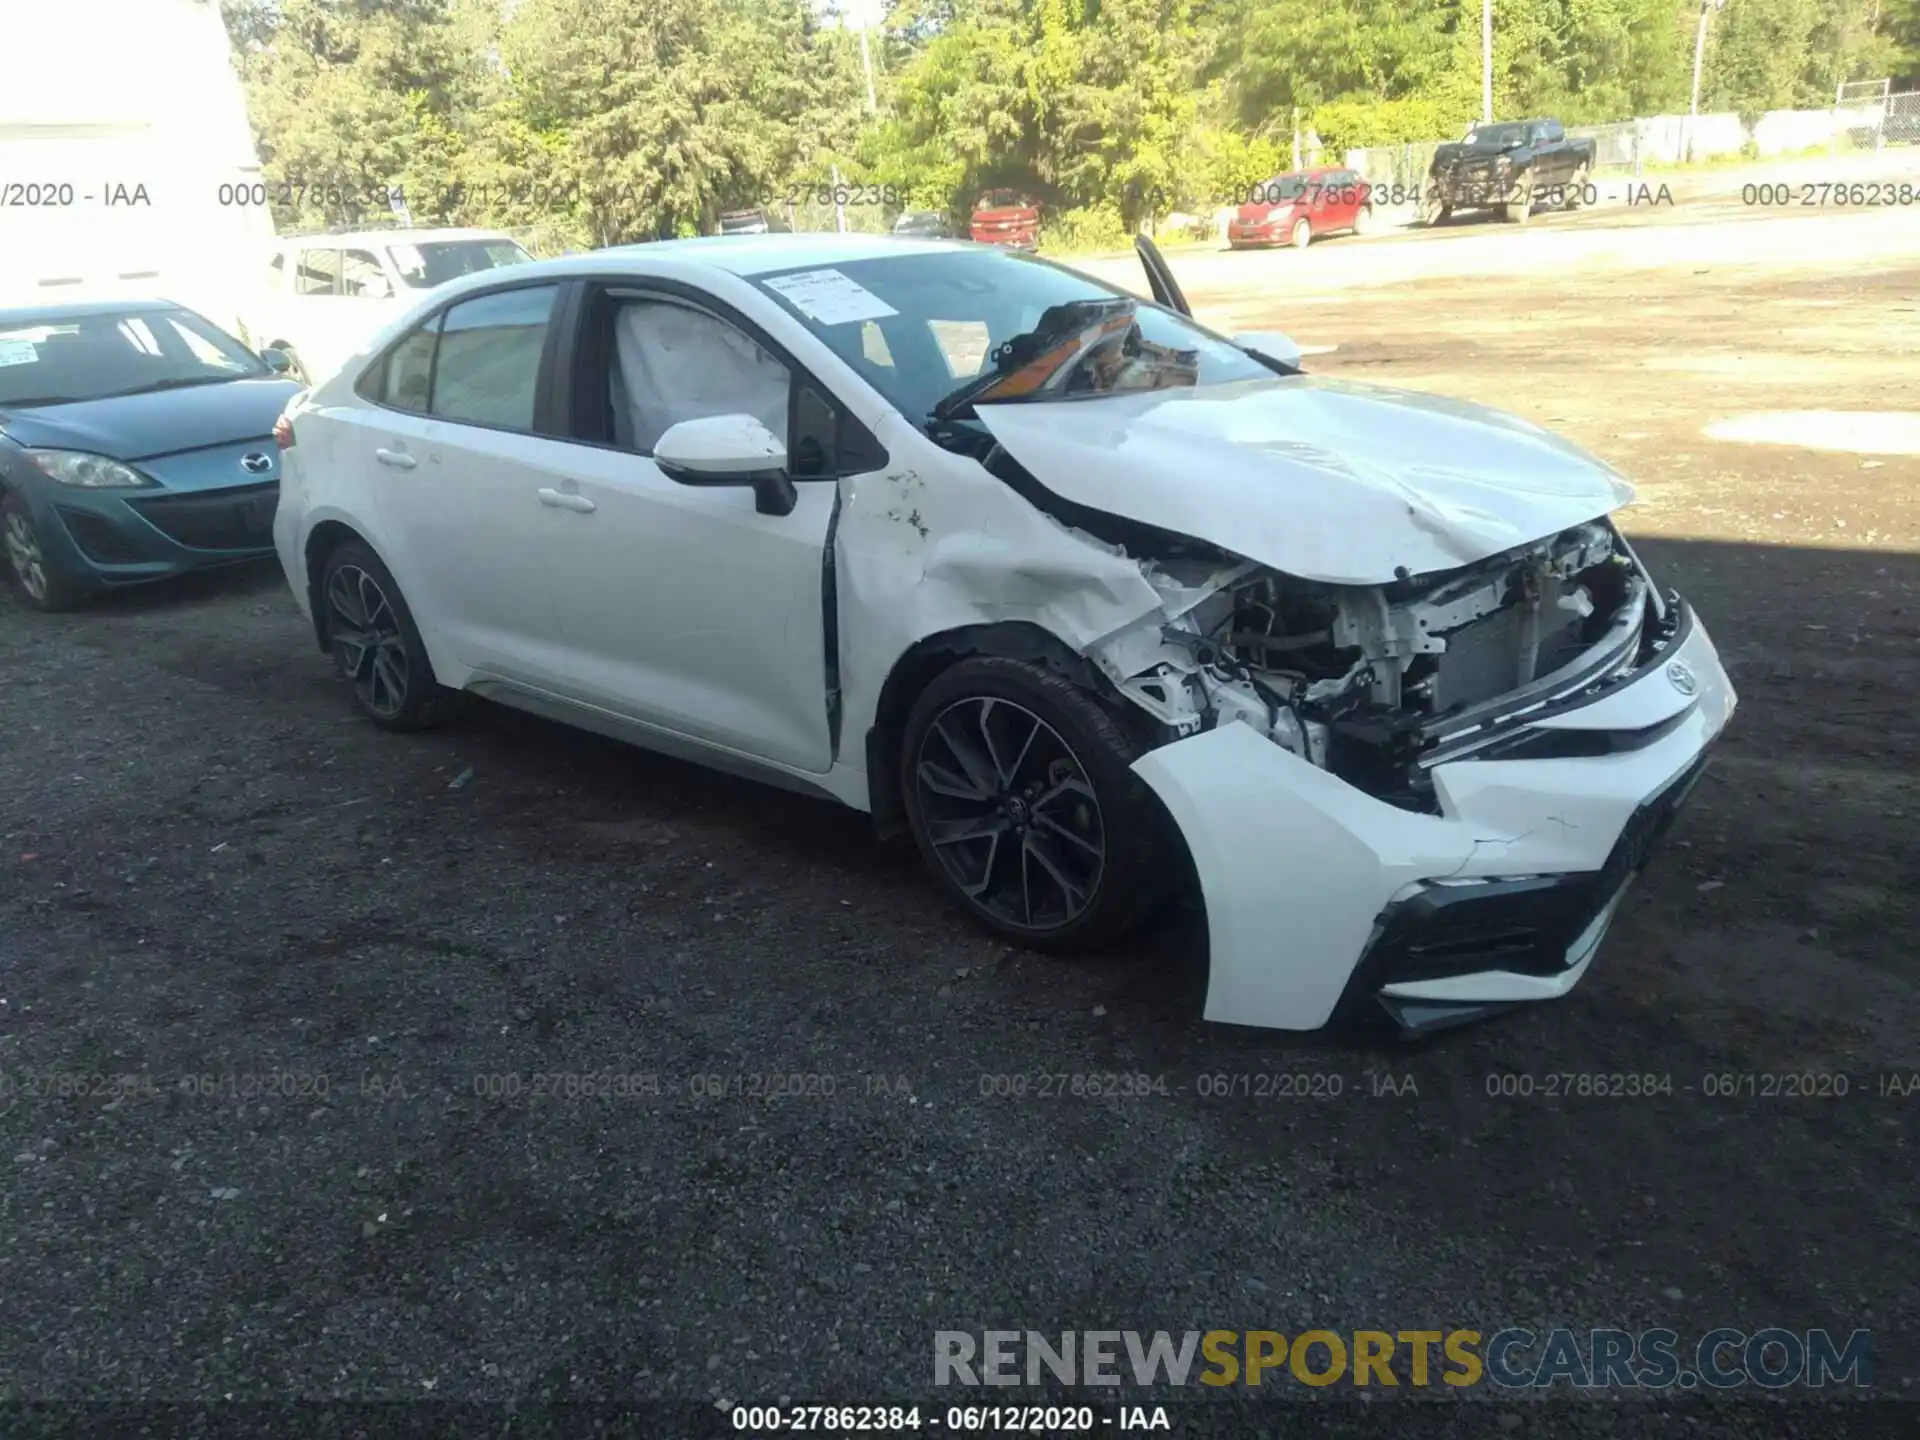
[832,412,1179,795]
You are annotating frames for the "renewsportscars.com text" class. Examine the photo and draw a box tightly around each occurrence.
[933,1328,1872,1390]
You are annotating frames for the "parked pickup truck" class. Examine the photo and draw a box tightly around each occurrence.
[1423,118,1596,225]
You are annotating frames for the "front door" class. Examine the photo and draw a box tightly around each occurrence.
[538,289,838,774]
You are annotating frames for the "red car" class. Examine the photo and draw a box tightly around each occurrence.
[969,190,1040,249]
[1226,166,1375,250]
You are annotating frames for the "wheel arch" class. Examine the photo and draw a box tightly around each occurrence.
[304,519,383,654]
[863,619,1149,839]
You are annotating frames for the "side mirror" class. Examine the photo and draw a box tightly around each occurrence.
[1232,329,1303,371]
[653,414,797,517]
[258,347,294,375]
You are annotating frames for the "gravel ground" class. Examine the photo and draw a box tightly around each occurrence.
[2,206,1916,1437]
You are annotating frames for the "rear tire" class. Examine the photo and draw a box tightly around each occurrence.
[1,491,85,612]
[1352,204,1375,236]
[1290,217,1312,250]
[900,657,1171,952]
[1565,165,1590,210]
[1506,195,1531,224]
[315,539,460,732]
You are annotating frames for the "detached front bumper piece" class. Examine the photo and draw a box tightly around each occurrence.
[1132,601,1735,1035]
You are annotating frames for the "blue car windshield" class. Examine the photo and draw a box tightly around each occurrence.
[0,308,266,407]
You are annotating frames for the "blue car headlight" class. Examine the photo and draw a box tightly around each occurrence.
[23,449,156,489]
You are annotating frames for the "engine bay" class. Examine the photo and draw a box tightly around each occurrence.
[1104,522,1658,809]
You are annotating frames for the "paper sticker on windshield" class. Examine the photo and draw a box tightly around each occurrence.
[0,339,37,367]
[763,269,898,325]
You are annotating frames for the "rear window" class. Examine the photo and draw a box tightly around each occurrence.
[390,239,532,290]
[977,191,1029,210]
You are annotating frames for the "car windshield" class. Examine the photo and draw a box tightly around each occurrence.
[1260,175,1310,200]
[389,238,532,289]
[0,307,266,407]
[751,249,1271,423]
[720,212,768,233]
[1464,123,1531,148]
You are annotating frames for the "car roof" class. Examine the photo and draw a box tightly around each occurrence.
[589,233,973,276]
[275,227,515,249]
[358,234,993,319]
[0,297,184,326]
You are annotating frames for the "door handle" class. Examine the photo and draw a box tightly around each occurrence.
[374,448,417,470]
[537,487,596,513]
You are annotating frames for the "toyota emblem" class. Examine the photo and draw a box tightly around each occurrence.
[241,452,273,475]
[1666,661,1697,696]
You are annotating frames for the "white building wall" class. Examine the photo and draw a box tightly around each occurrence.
[0,0,274,333]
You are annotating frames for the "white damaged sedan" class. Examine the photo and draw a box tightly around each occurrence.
[271,233,1735,1036]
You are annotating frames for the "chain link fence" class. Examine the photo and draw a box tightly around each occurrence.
[1889,93,1920,147]
[1565,120,1642,171]
[778,198,893,235]
[1337,140,1442,192]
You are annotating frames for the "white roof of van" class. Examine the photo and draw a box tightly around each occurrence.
[274,228,519,250]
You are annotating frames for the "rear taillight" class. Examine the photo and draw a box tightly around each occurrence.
[273,414,295,450]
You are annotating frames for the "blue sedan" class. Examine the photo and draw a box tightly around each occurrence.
[0,299,303,610]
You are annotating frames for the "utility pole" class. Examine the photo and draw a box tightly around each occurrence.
[1686,0,1726,163]
[856,0,878,116]
[1481,0,1493,124]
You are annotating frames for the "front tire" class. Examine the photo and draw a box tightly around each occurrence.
[2,491,84,612]
[900,657,1169,951]
[1290,217,1312,250]
[316,539,459,731]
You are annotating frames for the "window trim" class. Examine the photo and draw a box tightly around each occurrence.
[548,276,887,481]
[352,278,570,440]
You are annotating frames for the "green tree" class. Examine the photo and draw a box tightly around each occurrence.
[222,0,493,231]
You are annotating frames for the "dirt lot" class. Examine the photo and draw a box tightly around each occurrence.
[2,198,1917,1433]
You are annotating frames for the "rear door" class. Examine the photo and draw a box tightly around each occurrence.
[1532,122,1571,188]
[1305,173,1336,229]
[349,281,577,689]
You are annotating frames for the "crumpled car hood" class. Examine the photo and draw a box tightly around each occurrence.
[974,376,1635,585]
